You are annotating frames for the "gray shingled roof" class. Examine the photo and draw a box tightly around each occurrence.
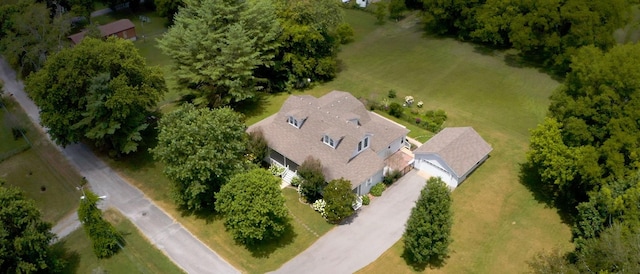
[414,127,492,177]
[248,91,409,188]
[68,19,135,45]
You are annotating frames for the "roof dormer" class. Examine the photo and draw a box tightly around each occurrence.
[357,135,371,153]
[323,135,336,148]
[286,109,308,129]
[288,116,301,128]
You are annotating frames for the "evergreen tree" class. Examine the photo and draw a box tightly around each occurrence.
[158,0,280,107]
[403,177,453,265]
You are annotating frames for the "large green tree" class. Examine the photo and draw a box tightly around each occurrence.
[78,190,123,258]
[529,44,640,208]
[1,1,72,77]
[215,168,289,245]
[323,178,356,223]
[158,0,280,107]
[420,0,484,38]
[151,104,247,211]
[403,177,453,265]
[269,0,345,89]
[0,181,62,273]
[573,173,640,250]
[26,37,166,155]
[155,0,183,22]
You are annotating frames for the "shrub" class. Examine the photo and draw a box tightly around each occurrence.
[298,157,326,202]
[362,195,370,205]
[387,89,397,98]
[312,199,327,218]
[383,175,394,186]
[370,183,385,196]
[247,129,269,165]
[374,2,387,24]
[324,179,356,223]
[268,164,285,176]
[417,101,424,108]
[388,102,403,118]
[336,23,355,44]
[291,176,302,187]
[415,118,421,124]
[391,169,403,180]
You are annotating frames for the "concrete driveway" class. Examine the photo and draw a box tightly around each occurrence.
[273,170,428,274]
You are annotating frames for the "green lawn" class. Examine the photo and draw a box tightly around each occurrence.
[54,209,184,274]
[0,103,30,160]
[317,10,571,273]
[0,97,82,223]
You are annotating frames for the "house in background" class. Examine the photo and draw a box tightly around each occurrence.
[68,19,137,45]
[248,91,409,196]
[413,127,492,189]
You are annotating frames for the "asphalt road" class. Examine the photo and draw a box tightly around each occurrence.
[0,58,239,274]
[273,170,427,274]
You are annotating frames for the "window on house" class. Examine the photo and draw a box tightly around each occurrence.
[357,136,370,153]
[323,135,335,148]
[288,116,299,128]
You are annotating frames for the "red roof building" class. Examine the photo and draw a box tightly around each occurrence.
[68,19,137,45]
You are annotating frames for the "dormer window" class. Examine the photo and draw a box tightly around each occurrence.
[323,135,335,148]
[288,116,300,128]
[357,136,370,153]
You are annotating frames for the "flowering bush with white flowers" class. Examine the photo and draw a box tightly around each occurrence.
[312,199,327,218]
[417,101,424,108]
[405,96,414,106]
[269,164,285,176]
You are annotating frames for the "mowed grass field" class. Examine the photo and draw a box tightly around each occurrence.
[55,209,184,274]
[0,97,82,223]
[322,11,572,273]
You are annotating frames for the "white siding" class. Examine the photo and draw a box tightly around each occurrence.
[377,135,406,159]
[413,154,459,188]
[355,169,384,196]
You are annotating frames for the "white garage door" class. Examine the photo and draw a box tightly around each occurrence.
[414,159,457,188]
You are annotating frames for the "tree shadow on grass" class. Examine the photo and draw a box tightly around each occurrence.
[51,240,81,274]
[233,92,272,122]
[503,53,565,82]
[518,162,574,225]
[246,222,297,258]
[400,247,448,272]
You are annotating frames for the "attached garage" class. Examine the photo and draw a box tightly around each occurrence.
[413,127,492,189]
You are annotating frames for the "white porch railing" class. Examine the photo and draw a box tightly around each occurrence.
[352,195,363,210]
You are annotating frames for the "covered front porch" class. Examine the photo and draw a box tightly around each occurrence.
[269,149,300,188]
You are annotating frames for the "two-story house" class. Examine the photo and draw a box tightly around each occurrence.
[248,91,409,195]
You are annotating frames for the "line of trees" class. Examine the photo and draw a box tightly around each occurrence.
[417,0,631,73]
[525,43,640,272]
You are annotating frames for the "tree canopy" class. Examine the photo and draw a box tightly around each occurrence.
[420,0,630,72]
[158,0,281,107]
[155,0,183,22]
[78,190,124,258]
[26,37,166,155]
[1,1,72,77]
[525,44,640,271]
[403,177,453,265]
[269,0,344,89]
[0,181,62,273]
[323,178,356,223]
[528,44,640,208]
[297,156,326,203]
[215,168,289,245]
[151,104,247,211]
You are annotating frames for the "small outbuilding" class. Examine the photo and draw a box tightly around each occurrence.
[68,19,137,45]
[413,127,492,189]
